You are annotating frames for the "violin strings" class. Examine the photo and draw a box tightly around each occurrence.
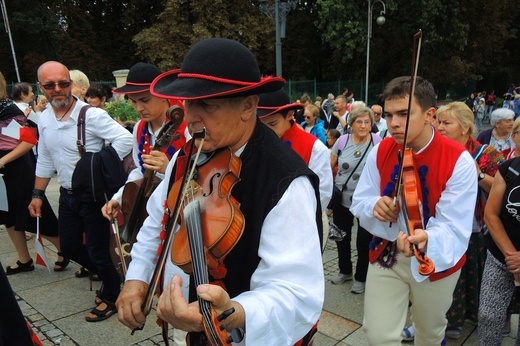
[184,195,220,343]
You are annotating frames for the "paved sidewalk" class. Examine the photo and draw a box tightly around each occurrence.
[1,174,516,345]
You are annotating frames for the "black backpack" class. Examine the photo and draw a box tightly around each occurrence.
[71,106,128,203]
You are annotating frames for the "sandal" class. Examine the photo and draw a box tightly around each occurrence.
[6,259,35,275]
[95,285,104,305]
[54,252,70,272]
[75,267,90,278]
[85,298,117,322]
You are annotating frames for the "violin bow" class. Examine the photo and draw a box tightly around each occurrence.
[396,30,422,197]
[393,30,435,276]
[104,193,127,275]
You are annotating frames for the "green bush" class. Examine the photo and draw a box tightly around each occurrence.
[105,99,140,122]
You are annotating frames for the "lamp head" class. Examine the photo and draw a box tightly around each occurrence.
[376,15,386,25]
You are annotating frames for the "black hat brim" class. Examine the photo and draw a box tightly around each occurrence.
[257,103,304,118]
[151,70,286,100]
[113,83,152,94]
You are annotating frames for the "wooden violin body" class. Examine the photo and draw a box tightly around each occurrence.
[398,149,435,276]
[170,147,245,273]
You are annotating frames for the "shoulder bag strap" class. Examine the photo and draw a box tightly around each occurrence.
[76,105,91,157]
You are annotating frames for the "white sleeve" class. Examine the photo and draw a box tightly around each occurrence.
[126,152,179,283]
[351,143,399,239]
[308,140,333,211]
[233,177,324,345]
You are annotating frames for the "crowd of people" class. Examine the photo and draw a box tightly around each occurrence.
[0,37,519,346]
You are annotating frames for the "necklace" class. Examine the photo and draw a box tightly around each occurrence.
[55,99,75,121]
[353,137,368,157]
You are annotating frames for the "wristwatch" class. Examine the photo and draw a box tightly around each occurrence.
[478,172,486,181]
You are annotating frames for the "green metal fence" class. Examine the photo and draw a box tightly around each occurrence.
[7,79,479,106]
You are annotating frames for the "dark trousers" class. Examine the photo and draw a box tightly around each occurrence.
[333,204,371,282]
[58,188,120,302]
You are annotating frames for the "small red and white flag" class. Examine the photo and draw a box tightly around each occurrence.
[34,217,52,273]
[1,119,38,145]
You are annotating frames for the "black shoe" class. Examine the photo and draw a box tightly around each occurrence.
[54,252,70,272]
[6,259,35,275]
[75,267,90,278]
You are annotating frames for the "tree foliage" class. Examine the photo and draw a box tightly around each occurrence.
[1,0,519,97]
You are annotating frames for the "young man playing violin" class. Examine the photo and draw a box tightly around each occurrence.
[101,62,189,345]
[350,76,478,345]
[115,38,324,345]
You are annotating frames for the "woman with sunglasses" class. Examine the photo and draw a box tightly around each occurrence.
[301,104,327,145]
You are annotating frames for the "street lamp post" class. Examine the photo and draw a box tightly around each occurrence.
[259,0,297,77]
[365,0,386,104]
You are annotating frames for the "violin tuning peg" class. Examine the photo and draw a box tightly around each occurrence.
[220,324,226,331]
[229,328,245,343]
[217,307,235,321]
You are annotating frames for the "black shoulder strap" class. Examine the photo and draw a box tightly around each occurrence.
[504,157,520,184]
[76,105,91,157]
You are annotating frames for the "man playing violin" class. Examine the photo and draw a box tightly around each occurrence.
[101,62,189,345]
[350,76,478,345]
[115,38,324,345]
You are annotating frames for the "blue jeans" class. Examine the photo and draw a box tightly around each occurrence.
[58,188,120,302]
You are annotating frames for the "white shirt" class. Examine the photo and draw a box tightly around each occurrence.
[309,139,333,211]
[350,140,477,282]
[127,150,325,345]
[111,120,192,204]
[375,117,387,132]
[335,112,348,135]
[15,101,39,124]
[36,98,133,189]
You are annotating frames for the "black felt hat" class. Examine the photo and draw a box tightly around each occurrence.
[113,62,162,94]
[256,89,303,118]
[151,38,286,100]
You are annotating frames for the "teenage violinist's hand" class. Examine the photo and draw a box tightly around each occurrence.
[396,229,428,257]
[157,275,245,333]
[102,199,120,220]
[373,196,399,223]
[142,150,169,174]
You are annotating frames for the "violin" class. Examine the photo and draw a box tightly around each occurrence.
[394,30,435,276]
[171,146,245,345]
[139,130,245,345]
[111,106,184,278]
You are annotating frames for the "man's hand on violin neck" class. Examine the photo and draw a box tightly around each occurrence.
[373,196,398,223]
[197,283,245,333]
[157,275,205,332]
[157,275,245,333]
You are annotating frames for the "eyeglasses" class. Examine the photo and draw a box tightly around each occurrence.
[304,116,313,119]
[373,112,382,115]
[39,81,72,90]
[354,120,371,126]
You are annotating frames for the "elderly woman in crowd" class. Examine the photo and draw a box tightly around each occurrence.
[477,108,515,151]
[502,117,520,160]
[478,154,520,344]
[329,106,381,294]
[435,101,504,339]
